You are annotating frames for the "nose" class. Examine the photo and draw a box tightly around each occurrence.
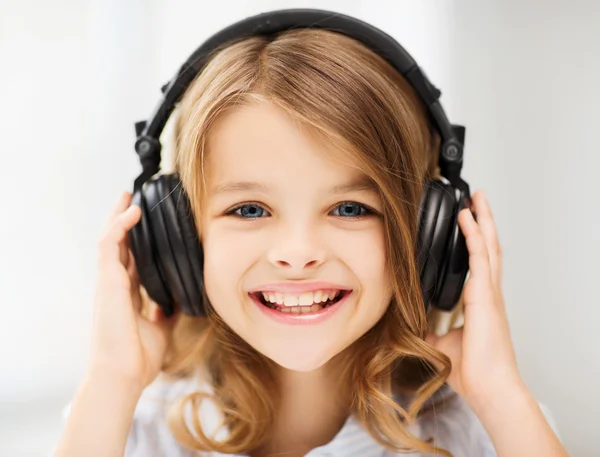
[267,222,327,272]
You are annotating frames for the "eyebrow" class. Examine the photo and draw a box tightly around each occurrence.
[209,176,378,197]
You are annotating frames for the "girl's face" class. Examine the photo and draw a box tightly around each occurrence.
[200,100,392,372]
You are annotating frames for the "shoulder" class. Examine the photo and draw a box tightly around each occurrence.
[393,385,560,457]
[125,372,220,457]
[59,374,209,457]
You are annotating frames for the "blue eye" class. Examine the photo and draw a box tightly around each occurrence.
[229,204,269,219]
[332,202,372,218]
[226,201,374,220]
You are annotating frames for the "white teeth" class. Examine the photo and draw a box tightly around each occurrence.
[314,290,323,302]
[298,292,314,306]
[279,303,324,314]
[260,289,343,307]
[283,295,299,306]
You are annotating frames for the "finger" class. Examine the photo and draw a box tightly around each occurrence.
[99,191,133,239]
[131,283,142,314]
[127,248,140,286]
[118,212,136,267]
[102,204,141,254]
[458,207,495,302]
[111,191,132,218]
[98,205,142,283]
[128,249,142,313]
[472,190,503,289]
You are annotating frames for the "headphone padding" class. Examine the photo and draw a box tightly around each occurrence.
[418,180,442,307]
[145,177,189,314]
[164,174,206,316]
[418,180,456,310]
[159,174,205,316]
[434,189,470,310]
[128,187,174,315]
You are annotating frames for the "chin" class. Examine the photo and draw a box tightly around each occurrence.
[260,343,338,372]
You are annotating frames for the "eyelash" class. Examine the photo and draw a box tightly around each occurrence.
[225,201,377,220]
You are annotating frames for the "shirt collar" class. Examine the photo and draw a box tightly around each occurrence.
[211,413,387,457]
[304,413,388,457]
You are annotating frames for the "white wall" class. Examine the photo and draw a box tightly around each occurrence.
[0,1,597,455]
[452,2,600,455]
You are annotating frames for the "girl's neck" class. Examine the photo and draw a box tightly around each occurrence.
[251,362,352,457]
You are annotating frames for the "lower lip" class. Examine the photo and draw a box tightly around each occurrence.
[249,291,352,326]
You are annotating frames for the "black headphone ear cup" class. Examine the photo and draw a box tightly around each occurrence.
[417,180,440,279]
[128,186,174,316]
[143,176,191,315]
[417,179,460,312]
[161,174,206,316]
[434,189,470,311]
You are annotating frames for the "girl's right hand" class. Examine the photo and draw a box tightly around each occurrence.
[88,191,175,391]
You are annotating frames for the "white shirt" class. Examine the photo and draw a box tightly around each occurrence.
[118,374,561,457]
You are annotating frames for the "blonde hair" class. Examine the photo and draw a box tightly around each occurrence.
[154,28,466,456]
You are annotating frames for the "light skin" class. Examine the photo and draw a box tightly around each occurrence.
[201,101,392,453]
[54,100,569,457]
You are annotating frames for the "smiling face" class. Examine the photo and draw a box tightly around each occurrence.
[199,100,392,372]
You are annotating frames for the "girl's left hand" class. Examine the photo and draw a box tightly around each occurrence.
[425,190,525,410]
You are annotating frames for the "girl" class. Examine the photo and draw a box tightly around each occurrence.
[55,22,567,457]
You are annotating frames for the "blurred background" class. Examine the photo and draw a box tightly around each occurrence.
[0,0,598,455]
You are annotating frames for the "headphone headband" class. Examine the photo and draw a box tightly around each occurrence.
[132,8,468,199]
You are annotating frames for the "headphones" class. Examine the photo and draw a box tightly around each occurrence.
[127,8,473,318]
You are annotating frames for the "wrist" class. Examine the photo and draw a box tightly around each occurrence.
[55,364,144,457]
[466,374,531,420]
[84,364,146,400]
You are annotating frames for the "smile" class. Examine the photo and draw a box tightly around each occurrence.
[248,289,353,325]
[251,289,351,314]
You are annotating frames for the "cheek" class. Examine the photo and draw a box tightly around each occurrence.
[333,228,391,316]
[201,227,259,312]
[333,227,387,283]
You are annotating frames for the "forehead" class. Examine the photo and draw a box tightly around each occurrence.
[205,100,368,187]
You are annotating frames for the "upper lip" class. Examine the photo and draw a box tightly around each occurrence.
[248,282,352,294]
